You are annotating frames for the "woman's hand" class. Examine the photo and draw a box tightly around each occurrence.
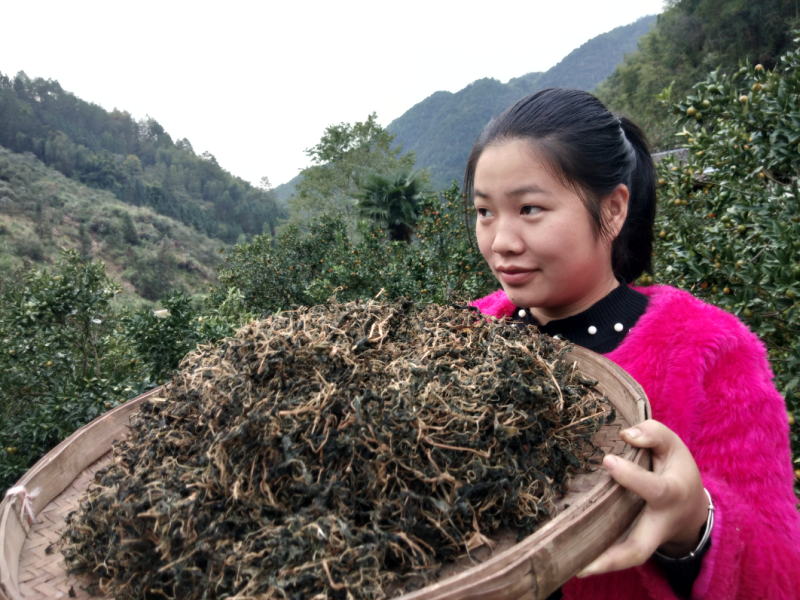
[576,419,709,578]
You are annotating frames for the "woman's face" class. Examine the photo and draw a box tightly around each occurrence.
[473,139,627,322]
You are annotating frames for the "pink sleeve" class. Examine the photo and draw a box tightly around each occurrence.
[470,289,516,319]
[686,476,800,600]
[683,332,800,599]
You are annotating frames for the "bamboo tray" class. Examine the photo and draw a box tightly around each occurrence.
[0,346,651,600]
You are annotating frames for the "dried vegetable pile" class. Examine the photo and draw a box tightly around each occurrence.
[61,299,609,600]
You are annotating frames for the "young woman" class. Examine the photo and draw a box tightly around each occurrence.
[467,88,800,599]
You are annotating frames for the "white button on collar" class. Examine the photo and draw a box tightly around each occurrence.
[518,309,526,318]
[588,326,597,335]
[614,323,624,332]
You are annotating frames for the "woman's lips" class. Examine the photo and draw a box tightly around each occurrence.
[496,268,539,285]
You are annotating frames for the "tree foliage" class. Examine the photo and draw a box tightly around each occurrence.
[597,0,800,149]
[356,170,428,243]
[0,251,140,487]
[289,114,418,229]
[641,46,800,471]
[213,183,494,314]
[0,251,254,489]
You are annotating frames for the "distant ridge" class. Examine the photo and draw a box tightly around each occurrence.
[386,15,657,190]
[274,15,656,200]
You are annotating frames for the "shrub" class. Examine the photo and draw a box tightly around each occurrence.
[211,183,496,314]
[648,41,800,478]
[127,243,179,301]
[0,250,144,488]
[0,252,253,489]
[13,235,44,261]
[121,289,253,383]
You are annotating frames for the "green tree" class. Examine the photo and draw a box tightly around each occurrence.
[123,154,143,175]
[129,242,178,301]
[121,212,139,245]
[79,223,93,261]
[290,114,420,229]
[356,170,428,243]
[0,251,256,489]
[212,182,494,316]
[33,200,49,240]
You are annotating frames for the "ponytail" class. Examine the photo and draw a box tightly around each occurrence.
[613,117,656,283]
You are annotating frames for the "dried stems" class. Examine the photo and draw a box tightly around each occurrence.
[61,299,607,600]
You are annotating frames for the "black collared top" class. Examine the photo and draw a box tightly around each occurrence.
[513,283,649,354]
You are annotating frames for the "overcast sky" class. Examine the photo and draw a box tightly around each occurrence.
[2,0,664,187]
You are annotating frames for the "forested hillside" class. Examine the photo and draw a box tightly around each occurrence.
[597,0,799,149]
[0,73,287,243]
[385,15,656,190]
[0,145,221,303]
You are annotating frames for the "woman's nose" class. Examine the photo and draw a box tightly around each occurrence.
[491,224,525,254]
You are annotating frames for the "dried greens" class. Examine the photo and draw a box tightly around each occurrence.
[61,298,607,600]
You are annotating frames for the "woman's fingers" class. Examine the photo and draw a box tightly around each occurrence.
[574,419,709,578]
[576,510,667,577]
[619,420,684,459]
[602,454,672,505]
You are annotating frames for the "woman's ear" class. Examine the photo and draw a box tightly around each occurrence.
[604,184,630,239]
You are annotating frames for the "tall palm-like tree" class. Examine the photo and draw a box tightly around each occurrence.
[356,170,428,243]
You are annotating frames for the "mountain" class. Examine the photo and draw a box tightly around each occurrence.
[0,72,287,243]
[0,145,222,304]
[273,15,656,200]
[386,15,657,190]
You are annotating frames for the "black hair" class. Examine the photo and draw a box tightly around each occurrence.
[464,88,656,284]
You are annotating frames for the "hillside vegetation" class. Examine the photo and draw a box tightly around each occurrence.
[0,72,287,243]
[597,0,799,149]
[0,145,221,303]
[3,1,799,493]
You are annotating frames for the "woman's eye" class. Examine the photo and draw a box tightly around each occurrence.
[477,208,494,217]
[521,205,541,216]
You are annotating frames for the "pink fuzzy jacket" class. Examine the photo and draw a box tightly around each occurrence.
[472,285,800,600]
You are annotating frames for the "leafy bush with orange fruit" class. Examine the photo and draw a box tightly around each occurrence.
[648,40,800,479]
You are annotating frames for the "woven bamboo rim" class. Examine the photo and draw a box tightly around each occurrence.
[0,346,651,600]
